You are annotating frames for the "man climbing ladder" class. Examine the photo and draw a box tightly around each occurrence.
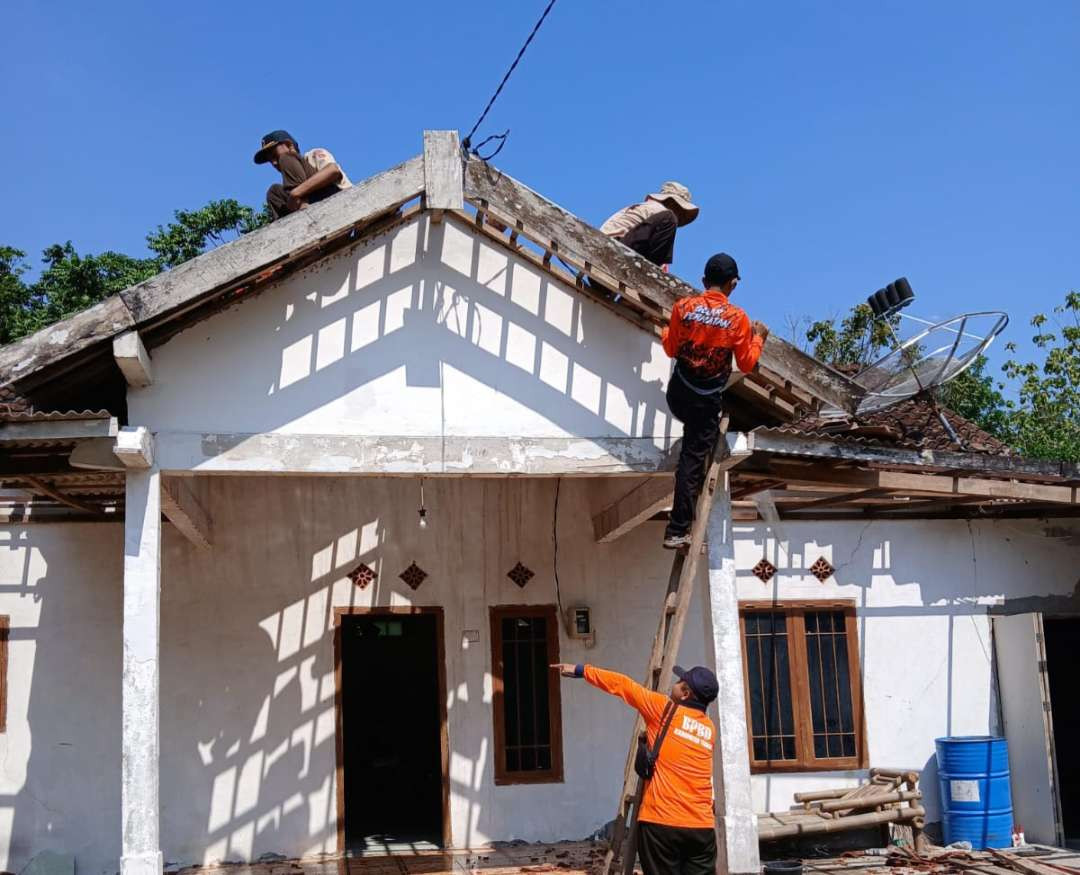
[662,253,769,550]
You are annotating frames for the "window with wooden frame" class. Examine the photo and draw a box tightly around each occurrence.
[490,605,564,785]
[0,616,8,732]
[739,601,865,773]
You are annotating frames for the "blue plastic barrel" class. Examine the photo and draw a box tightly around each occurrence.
[935,736,1014,849]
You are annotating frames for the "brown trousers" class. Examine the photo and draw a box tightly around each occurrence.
[266,152,338,220]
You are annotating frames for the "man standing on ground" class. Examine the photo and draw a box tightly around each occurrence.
[600,182,699,271]
[662,253,768,550]
[551,661,720,875]
[254,129,352,221]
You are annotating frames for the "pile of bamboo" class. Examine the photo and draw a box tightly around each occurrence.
[758,768,924,843]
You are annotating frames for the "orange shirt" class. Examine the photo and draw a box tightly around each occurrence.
[661,290,763,387]
[584,666,715,829]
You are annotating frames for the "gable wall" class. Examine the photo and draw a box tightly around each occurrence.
[129,215,676,452]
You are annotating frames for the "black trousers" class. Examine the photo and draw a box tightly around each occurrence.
[266,152,338,220]
[665,373,724,538]
[619,210,677,267]
[638,822,717,875]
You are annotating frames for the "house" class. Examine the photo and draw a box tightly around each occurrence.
[0,131,1078,875]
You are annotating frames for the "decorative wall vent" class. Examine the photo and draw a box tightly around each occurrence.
[347,563,377,589]
[752,558,776,584]
[507,562,535,589]
[399,562,429,591]
[809,556,835,582]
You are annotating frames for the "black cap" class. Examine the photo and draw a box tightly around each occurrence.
[703,253,740,288]
[254,130,298,165]
[674,665,719,705]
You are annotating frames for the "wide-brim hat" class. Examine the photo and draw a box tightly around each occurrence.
[254,129,297,165]
[648,181,699,226]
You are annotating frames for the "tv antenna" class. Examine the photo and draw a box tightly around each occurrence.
[833,278,1008,447]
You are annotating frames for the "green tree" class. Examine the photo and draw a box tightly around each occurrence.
[805,304,899,367]
[1002,291,1080,462]
[146,199,269,268]
[937,354,1010,440]
[0,247,33,345]
[0,198,268,346]
[803,291,1080,462]
[23,243,160,336]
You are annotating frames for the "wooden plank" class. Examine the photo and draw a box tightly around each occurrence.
[464,157,862,412]
[22,476,103,516]
[160,477,212,550]
[750,427,1080,482]
[752,461,1080,505]
[592,434,752,543]
[2,157,424,389]
[0,415,118,443]
[593,477,673,543]
[780,488,894,512]
[122,154,425,325]
[0,295,135,390]
[423,130,464,211]
[113,330,153,388]
[468,199,667,321]
[450,210,660,335]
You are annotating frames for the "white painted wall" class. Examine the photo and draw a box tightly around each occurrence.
[0,525,123,875]
[734,516,1077,818]
[2,493,1075,872]
[129,214,676,449]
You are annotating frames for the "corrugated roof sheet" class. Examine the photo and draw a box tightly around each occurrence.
[0,409,113,423]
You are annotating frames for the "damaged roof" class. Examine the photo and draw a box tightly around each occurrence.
[0,131,860,426]
[785,396,1013,456]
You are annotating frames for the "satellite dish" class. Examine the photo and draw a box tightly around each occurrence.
[853,310,1009,414]
[830,278,1009,446]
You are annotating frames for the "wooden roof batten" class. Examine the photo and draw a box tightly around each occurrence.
[461,156,860,415]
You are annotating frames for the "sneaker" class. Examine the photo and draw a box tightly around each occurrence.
[663,533,692,551]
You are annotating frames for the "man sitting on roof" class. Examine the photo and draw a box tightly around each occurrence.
[254,129,352,221]
[662,253,768,550]
[600,181,699,270]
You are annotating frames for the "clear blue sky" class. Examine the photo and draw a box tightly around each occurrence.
[4,1,1078,371]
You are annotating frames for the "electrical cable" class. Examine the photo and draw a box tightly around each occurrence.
[461,0,559,157]
[552,477,565,620]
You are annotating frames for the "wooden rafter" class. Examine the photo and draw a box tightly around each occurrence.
[21,476,104,516]
[463,157,860,413]
[742,462,1080,506]
[160,478,212,550]
[592,434,752,542]
[779,487,894,513]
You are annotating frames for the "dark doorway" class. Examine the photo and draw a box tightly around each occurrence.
[339,611,447,850]
[1045,617,1080,843]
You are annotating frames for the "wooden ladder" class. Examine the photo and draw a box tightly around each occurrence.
[601,418,730,875]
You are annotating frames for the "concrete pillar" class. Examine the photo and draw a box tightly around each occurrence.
[122,467,163,875]
[703,473,760,875]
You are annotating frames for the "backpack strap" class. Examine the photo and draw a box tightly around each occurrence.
[649,701,679,765]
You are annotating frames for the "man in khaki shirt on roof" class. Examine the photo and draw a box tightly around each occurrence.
[600,181,700,271]
[253,129,352,221]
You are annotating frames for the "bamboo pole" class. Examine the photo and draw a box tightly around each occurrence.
[758,806,926,841]
[794,788,851,803]
[817,789,922,813]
